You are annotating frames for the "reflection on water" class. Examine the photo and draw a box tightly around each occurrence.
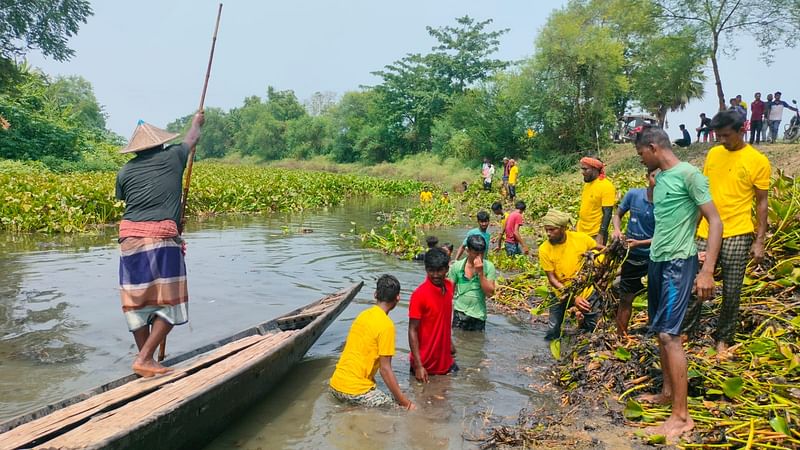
[0,197,552,448]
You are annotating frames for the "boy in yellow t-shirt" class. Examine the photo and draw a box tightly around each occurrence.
[683,110,771,356]
[329,275,415,409]
[538,209,604,340]
[507,160,519,200]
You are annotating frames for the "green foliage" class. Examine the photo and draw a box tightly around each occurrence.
[0,63,121,169]
[522,3,626,154]
[631,30,707,125]
[0,162,422,233]
[0,0,92,63]
[46,75,107,129]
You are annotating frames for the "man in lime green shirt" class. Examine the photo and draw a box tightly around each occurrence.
[448,234,496,331]
[634,124,722,443]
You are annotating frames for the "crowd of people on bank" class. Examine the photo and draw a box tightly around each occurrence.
[111,102,770,443]
[326,109,769,442]
[682,91,798,146]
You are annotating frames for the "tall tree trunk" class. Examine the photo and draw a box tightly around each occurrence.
[710,33,725,111]
[657,105,668,128]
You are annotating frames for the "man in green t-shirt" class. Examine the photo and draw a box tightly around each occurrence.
[454,211,491,260]
[448,234,496,331]
[634,124,722,443]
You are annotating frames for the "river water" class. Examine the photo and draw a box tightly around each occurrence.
[0,198,555,449]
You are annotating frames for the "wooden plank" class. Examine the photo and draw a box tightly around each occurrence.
[39,330,298,449]
[0,333,269,449]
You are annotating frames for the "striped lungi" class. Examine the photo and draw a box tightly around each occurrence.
[119,237,189,331]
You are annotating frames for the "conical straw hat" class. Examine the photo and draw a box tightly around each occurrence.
[120,120,180,154]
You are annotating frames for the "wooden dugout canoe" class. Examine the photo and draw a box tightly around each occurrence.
[0,282,362,450]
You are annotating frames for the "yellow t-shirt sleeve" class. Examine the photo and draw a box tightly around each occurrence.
[750,153,771,191]
[601,181,616,207]
[539,243,554,272]
[581,232,597,251]
[377,321,395,357]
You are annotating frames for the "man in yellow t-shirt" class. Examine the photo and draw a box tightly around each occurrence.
[419,188,433,203]
[538,209,604,340]
[507,159,519,200]
[491,201,509,250]
[577,156,616,246]
[683,110,771,356]
[329,275,415,409]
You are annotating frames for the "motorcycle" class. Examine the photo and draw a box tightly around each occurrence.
[784,99,800,143]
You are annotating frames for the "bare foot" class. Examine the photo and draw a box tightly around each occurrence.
[648,416,694,442]
[133,358,173,377]
[715,342,731,361]
[637,392,672,405]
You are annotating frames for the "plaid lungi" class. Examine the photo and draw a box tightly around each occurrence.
[681,234,752,343]
[119,237,189,331]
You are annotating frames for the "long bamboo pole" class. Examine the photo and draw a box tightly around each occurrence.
[158,3,223,363]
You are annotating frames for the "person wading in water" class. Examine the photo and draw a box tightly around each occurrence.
[115,112,204,377]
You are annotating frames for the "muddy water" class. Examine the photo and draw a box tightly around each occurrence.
[0,198,554,448]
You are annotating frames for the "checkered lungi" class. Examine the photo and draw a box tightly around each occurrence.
[330,386,394,408]
[681,234,752,343]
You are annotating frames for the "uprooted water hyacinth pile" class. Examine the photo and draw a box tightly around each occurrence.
[487,172,800,449]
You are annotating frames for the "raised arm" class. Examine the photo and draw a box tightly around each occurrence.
[183,111,205,149]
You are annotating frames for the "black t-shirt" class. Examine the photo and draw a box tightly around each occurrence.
[115,143,190,224]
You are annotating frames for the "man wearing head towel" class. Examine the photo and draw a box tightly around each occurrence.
[577,157,616,246]
[115,111,204,377]
[539,209,604,340]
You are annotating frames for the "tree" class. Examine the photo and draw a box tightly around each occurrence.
[426,16,510,94]
[265,86,306,121]
[632,31,706,126]
[0,0,92,84]
[522,3,627,154]
[655,0,800,110]
[304,91,337,116]
[370,16,511,157]
[46,75,107,130]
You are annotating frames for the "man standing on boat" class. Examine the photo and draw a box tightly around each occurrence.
[329,275,415,409]
[409,248,457,382]
[115,112,204,377]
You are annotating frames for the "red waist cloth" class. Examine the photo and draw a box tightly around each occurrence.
[119,219,179,239]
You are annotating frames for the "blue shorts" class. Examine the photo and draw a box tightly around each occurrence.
[647,255,698,335]
[505,242,522,256]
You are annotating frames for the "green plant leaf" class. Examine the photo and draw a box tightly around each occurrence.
[550,339,561,360]
[614,347,631,361]
[647,434,666,444]
[722,377,744,398]
[769,416,790,436]
[623,399,643,419]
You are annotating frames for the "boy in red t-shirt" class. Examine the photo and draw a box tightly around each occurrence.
[503,200,529,256]
[408,248,457,382]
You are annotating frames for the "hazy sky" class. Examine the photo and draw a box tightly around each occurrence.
[26,0,799,142]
